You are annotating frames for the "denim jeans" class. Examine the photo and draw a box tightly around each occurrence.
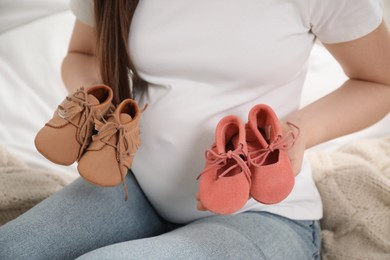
[0,172,321,259]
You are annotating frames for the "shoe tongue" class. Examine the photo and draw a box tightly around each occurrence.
[119,113,132,124]
[231,134,240,149]
[107,113,132,124]
[87,94,100,106]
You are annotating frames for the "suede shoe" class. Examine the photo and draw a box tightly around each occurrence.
[197,115,251,215]
[77,99,142,200]
[34,85,113,165]
[246,104,298,204]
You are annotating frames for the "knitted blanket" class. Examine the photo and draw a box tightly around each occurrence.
[310,135,390,260]
[0,146,75,225]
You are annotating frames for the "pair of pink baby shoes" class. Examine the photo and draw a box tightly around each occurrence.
[197,104,299,215]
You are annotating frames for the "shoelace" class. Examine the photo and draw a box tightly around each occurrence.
[197,143,251,184]
[92,115,140,201]
[248,121,300,167]
[48,87,96,160]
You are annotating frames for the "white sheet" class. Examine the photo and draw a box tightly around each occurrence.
[0,6,389,177]
[0,10,76,175]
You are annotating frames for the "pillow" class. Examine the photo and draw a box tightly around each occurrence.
[0,0,68,33]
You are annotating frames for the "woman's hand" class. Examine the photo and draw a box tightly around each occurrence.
[196,194,207,211]
[280,120,307,176]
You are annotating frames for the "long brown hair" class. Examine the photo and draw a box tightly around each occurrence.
[94,0,147,105]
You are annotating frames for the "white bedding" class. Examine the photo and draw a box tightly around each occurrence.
[0,8,76,175]
[0,3,389,177]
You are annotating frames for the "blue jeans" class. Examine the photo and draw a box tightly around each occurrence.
[0,172,321,259]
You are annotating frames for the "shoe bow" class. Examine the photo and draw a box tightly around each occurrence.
[198,143,251,184]
[92,116,140,201]
[248,122,300,167]
[47,87,96,160]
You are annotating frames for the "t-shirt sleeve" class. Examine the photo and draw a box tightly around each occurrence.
[69,0,95,27]
[310,0,383,44]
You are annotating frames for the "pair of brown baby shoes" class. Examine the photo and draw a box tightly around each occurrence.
[34,85,142,200]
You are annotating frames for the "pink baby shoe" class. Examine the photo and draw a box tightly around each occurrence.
[246,104,298,204]
[197,115,251,215]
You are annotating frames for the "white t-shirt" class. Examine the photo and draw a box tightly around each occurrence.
[70,0,383,224]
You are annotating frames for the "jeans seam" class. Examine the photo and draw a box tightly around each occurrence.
[310,221,321,259]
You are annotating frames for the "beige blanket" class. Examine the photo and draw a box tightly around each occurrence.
[310,135,390,260]
[0,146,75,225]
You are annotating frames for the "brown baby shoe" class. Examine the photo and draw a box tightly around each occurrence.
[77,99,142,200]
[34,85,113,165]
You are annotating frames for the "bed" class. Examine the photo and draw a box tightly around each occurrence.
[1,1,389,259]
